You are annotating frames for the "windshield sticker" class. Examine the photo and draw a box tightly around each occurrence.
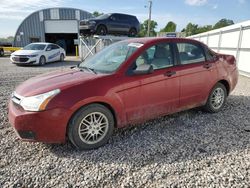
[128,43,144,48]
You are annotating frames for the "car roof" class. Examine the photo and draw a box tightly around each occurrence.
[110,13,136,17]
[125,37,202,45]
[28,42,55,45]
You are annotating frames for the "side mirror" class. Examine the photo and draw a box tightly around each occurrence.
[110,16,115,21]
[133,64,154,75]
[46,47,52,51]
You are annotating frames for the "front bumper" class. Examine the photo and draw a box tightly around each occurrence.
[8,100,72,143]
[10,55,39,65]
[79,25,96,34]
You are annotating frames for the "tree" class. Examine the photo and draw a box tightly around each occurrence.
[213,19,234,29]
[0,36,14,44]
[138,19,158,37]
[92,11,104,17]
[182,18,234,36]
[160,21,177,32]
[183,23,212,36]
[197,25,213,33]
[185,23,199,36]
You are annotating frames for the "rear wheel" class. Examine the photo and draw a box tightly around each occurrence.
[204,83,227,113]
[39,56,46,66]
[68,104,114,150]
[96,25,107,35]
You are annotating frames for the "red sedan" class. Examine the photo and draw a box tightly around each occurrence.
[8,38,238,150]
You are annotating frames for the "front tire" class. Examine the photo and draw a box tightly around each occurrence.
[96,25,107,35]
[204,83,227,113]
[39,56,46,66]
[60,53,64,62]
[68,104,114,150]
[0,49,4,57]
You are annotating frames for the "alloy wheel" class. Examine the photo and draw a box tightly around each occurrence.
[78,112,109,144]
[211,87,225,109]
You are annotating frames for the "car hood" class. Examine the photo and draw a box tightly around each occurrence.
[15,68,104,97]
[12,50,42,56]
[82,18,103,22]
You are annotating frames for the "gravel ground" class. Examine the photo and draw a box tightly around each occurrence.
[0,57,249,187]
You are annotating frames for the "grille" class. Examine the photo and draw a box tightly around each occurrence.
[13,56,29,62]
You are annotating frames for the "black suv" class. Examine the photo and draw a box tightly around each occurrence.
[79,13,140,37]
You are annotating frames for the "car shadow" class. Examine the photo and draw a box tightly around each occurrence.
[40,60,81,68]
[46,94,250,166]
[15,60,81,68]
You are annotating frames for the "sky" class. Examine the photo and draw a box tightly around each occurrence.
[0,0,250,38]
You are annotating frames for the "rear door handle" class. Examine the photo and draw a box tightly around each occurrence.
[165,71,176,77]
[203,63,212,69]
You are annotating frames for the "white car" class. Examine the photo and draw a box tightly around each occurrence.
[10,43,66,66]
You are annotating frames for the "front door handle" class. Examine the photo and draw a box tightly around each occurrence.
[165,71,176,77]
[203,63,212,69]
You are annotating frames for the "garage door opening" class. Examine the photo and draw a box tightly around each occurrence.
[45,33,78,55]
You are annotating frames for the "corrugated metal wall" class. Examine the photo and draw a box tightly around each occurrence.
[188,20,250,77]
[13,8,92,47]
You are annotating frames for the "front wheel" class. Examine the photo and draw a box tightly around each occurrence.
[204,83,227,113]
[0,49,4,57]
[39,56,46,66]
[68,104,114,150]
[60,53,64,62]
[96,25,107,35]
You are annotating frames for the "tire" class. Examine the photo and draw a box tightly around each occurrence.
[39,56,46,66]
[68,104,115,150]
[96,25,107,36]
[0,49,4,57]
[128,28,137,37]
[60,53,64,62]
[204,83,227,113]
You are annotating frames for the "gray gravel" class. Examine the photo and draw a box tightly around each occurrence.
[0,57,249,187]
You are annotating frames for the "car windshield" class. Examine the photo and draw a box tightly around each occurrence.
[79,41,143,74]
[95,14,111,19]
[23,44,46,50]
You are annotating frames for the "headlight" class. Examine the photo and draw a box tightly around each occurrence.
[27,54,38,58]
[88,21,96,25]
[19,89,60,111]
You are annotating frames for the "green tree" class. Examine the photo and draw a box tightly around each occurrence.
[92,11,104,17]
[160,21,177,32]
[182,18,234,36]
[185,23,199,36]
[0,36,14,44]
[213,19,234,29]
[138,19,158,37]
[197,25,213,33]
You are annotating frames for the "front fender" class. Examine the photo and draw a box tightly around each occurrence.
[69,96,127,128]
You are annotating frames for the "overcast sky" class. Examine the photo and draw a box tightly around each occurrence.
[0,0,250,37]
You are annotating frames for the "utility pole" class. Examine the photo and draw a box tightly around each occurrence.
[147,0,152,37]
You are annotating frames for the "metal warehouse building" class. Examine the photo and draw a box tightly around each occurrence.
[13,8,93,54]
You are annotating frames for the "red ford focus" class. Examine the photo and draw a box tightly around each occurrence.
[8,38,238,150]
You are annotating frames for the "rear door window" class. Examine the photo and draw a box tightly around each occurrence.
[177,43,205,65]
[52,44,60,50]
